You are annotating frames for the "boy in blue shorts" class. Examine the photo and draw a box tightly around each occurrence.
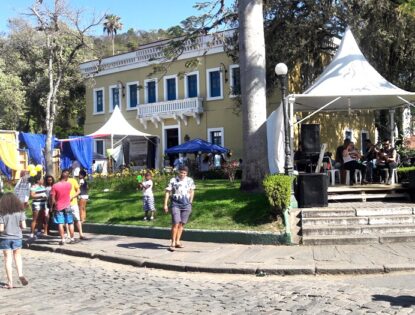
[163,165,195,251]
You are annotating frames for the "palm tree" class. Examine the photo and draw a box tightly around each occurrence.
[238,0,269,191]
[103,14,123,55]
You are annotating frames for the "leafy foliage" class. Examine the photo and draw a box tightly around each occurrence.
[263,174,292,218]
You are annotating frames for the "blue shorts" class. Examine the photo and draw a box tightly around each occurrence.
[0,239,22,250]
[53,209,74,225]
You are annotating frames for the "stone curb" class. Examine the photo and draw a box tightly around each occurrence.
[26,242,408,276]
[27,218,288,245]
[81,223,288,245]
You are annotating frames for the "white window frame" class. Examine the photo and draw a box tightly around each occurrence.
[162,123,181,154]
[184,71,200,98]
[144,79,158,104]
[163,74,178,101]
[206,67,223,101]
[94,139,105,156]
[207,127,224,147]
[126,81,140,110]
[229,64,240,98]
[360,129,369,154]
[109,84,122,113]
[93,87,105,115]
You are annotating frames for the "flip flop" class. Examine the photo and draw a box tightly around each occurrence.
[168,246,176,252]
[2,284,13,289]
[175,244,184,248]
[19,276,29,286]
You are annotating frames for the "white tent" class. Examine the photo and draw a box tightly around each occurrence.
[291,27,415,113]
[88,106,155,150]
[268,27,415,174]
[88,106,158,168]
[88,106,153,145]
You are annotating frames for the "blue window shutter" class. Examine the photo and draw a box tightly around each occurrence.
[210,71,220,97]
[129,84,137,108]
[232,68,241,95]
[96,90,103,112]
[112,87,119,109]
[167,78,176,100]
[187,75,197,98]
[148,81,156,103]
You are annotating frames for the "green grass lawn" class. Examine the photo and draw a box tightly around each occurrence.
[86,179,283,232]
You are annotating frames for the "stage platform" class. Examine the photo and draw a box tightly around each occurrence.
[327,183,410,202]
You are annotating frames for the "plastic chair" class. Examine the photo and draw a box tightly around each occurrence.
[327,169,340,186]
[345,169,362,185]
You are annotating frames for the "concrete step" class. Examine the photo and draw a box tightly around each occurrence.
[379,234,415,243]
[368,215,414,225]
[302,235,379,246]
[328,192,409,201]
[302,215,415,227]
[302,216,369,226]
[301,208,356,218]
[302,224,415,236]
[356,207,414,216]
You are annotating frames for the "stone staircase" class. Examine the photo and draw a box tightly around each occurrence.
[300,202,415,245]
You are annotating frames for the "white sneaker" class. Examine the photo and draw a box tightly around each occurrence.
[150,216,154,221]
[143,217,148,221]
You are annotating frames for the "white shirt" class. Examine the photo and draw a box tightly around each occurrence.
[142,179,153,197]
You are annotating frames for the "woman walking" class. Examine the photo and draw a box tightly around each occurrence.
[0,192,29,289]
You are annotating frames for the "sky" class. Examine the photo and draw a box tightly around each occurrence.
[0,0,204,35]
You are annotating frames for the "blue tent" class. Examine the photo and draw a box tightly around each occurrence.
[165,138,229,154]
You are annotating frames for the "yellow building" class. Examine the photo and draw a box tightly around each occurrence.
[81,30,376,169]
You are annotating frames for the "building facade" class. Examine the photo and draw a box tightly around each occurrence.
[81,31,376,169]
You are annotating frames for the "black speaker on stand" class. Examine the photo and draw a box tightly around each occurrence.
[301,124,320,154]
[297,173,328,208]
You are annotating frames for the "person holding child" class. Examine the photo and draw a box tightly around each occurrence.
[0,192,29,289]
[138,171,156,221]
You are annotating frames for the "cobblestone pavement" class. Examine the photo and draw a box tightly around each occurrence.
[2,251,415,314]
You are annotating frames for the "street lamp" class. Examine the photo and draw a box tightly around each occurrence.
[275,63,293,176]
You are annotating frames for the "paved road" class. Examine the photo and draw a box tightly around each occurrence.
[2,251,415,314]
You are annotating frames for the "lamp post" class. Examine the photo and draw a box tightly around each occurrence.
[275,63,297,243]
[275,63,293,177]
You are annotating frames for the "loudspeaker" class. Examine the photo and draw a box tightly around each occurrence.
[297,173,328,208]
[301,124,320,154]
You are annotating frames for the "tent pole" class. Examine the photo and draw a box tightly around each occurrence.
[294,97,341,125]
[389,109,395,146]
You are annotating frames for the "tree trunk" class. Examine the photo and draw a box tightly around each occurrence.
[238,0,269,191]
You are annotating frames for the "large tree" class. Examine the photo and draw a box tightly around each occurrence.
[0,58,26,130]
[238,0,269,191]
[27,0,103,173]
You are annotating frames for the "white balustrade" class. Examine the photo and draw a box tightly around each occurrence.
[137,98,203,119]
[81,30,234,75]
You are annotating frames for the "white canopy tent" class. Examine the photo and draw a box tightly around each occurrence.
[268,27,415,174]
[291,27,415,114]
[88,106,158,168]
[88,106,154,148]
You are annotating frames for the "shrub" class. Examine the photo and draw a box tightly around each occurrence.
[90,168,171,193]
[263,174,293,218]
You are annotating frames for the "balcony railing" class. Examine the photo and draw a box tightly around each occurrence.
[137,97,204,128]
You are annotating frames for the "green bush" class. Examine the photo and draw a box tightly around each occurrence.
[397,166,415,173]
[263,174,293,218]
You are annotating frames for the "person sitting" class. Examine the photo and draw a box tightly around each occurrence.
[362,139,378,183]
[342,142,367,185]
[376,139,397,185]
[335,138,351,170]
